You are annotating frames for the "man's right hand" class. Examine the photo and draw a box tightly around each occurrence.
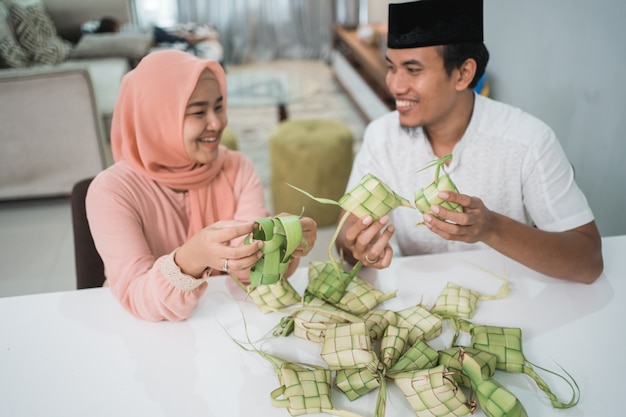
[336,211,395,268]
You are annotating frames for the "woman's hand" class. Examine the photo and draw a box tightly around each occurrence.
[174,220,263,278]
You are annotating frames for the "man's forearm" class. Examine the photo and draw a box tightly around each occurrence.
[482,214,603,283]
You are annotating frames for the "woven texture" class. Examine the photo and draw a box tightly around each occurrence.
[271,364,334,416]
[247,279,301,313]
[339,173,413,220]
[438,347,497,388]
[471,325,525,372]
[431,282,480,319]
[394,365,472,417]
[396,304,443,344]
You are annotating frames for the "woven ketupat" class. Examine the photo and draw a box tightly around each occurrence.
[379,325,409,370]
[247,278,302,313]
[292,304,357,343]
[289,172,413,224]
[431,282,480,319]
[397,304,443,344]
[388,339,438,373]
[459,349,527,417]
[470,325,579,409]
[438,347,497,388]
[362,309,398,341]
[413,154,462,218]
[471,325,524,372]
[306,261,354,305]
[325,323,458,417]
[335,276,397,315]
[335,368,381,400]
[338,173,414,220]
[270,363,334,416]
[320,322,378,370]
[393,365,472,417]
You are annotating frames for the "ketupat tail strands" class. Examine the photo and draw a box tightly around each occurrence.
[470,325,580,409]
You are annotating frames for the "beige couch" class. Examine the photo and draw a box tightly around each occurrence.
[0,0,144,200]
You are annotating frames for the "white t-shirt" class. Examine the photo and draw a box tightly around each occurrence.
[347,94,594,255]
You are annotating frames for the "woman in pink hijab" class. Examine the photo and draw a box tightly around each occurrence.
[86,50,317,321]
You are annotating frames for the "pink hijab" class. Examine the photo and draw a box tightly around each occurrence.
[110,50,240,239]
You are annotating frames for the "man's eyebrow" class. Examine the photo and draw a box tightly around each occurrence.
[385,56,423,67]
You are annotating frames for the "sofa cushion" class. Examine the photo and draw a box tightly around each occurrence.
[71,32,153,61]
[9,2,71,65]
[0,2,29,67]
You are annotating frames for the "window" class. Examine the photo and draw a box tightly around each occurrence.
[133,0,178,28]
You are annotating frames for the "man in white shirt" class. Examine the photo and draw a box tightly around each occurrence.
[335,0,603,283]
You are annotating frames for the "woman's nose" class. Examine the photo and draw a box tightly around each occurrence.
[205,112,224,130]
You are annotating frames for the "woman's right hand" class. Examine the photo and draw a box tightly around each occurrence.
[174,220,263,278]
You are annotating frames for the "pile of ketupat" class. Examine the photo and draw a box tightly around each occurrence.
[226,155,579,417]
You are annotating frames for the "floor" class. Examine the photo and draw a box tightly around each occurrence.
[0,59,364,298]
[0,197,76,297]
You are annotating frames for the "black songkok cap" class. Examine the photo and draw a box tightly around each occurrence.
[387,0,483,49]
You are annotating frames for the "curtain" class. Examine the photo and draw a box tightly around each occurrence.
[176,0,344,65]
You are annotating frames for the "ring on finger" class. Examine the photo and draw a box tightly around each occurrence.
[364,254,379,264]
[223,258,229,272]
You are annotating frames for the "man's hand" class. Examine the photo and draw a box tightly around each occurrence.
[422,191,495,243]
[423,191,603,283]
[338,213,395,268]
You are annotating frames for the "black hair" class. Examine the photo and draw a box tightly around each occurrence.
[96,17,119,34]
[438,43,490,89]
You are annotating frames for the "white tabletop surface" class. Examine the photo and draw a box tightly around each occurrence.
[1,235,623,417]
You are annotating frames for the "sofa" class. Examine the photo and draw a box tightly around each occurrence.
[0,0,150,200]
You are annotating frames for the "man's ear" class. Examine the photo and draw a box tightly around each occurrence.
[456,58,477,91]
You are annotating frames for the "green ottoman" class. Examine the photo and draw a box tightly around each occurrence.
[221,127,239,151]
[270,119,353,226]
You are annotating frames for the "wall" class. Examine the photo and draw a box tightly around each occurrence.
[366,0,626,236]
[483,0,626,236]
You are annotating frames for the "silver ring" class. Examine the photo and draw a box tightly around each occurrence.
[364,254,378,264]
[222,258,229,272]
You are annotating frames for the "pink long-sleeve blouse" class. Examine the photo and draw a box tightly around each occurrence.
[86,152,268,321]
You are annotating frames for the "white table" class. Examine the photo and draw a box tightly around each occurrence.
[1,236,623,417]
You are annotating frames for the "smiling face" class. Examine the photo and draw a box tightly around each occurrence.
[183,69,227,166]
[385,46,466,130]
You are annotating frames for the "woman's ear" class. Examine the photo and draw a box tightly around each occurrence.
[456,58,477,91]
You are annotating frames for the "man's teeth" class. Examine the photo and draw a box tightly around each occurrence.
[396,100,414,108]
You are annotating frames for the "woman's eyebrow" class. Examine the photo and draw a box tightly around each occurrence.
[186,95,223,108]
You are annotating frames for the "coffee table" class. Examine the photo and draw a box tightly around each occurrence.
[226,69,318,121]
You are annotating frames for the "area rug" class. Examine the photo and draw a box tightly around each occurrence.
[225,59,366,193]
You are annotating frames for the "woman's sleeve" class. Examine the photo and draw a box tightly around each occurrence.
[86,173,207,321]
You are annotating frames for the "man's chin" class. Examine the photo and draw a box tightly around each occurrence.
[400,123,422,137]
